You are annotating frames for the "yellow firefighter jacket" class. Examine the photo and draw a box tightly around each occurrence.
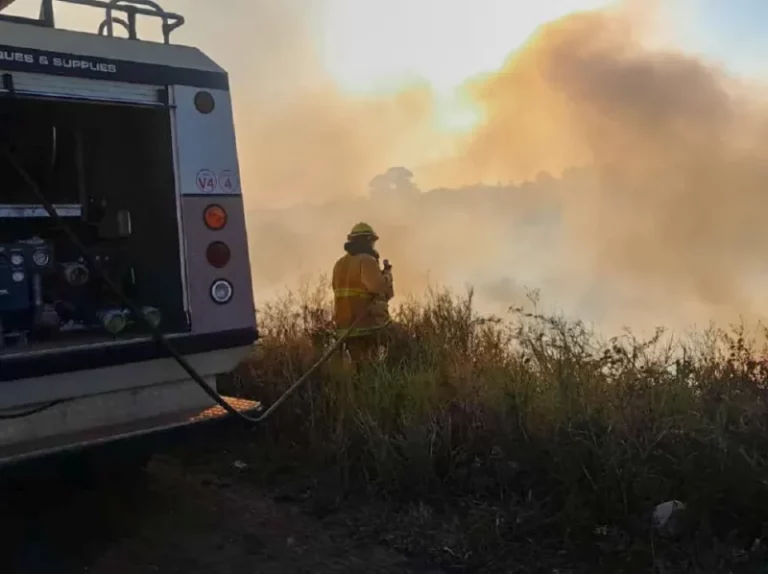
[332,253,393,336]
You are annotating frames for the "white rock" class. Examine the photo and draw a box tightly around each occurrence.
[652,500,688,538]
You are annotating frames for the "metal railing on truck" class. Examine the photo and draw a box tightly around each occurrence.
[0,0,184,44]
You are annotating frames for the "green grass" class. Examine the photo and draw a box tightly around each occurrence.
[229,280,768,572]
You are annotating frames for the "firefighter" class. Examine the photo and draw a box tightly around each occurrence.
[332,222,394,362]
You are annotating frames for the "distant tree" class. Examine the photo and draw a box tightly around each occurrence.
[368,166,420,200]
[535,171,555,185]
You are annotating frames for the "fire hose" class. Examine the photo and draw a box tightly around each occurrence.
[1,148,374,424]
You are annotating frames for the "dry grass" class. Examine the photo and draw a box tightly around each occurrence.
[229,279,768,572]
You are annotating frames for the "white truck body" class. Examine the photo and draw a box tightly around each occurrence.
[0,1,259,465]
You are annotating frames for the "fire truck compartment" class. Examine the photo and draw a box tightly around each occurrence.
[0,94,188,355]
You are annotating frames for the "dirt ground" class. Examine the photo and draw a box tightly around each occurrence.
[0,449,441,574]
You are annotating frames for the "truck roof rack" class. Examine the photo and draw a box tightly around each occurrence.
[0,0,185,44]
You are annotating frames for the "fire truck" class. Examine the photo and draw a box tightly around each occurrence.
[0,0,259,473]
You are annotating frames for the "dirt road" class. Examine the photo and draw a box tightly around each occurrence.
[0,452,439,574]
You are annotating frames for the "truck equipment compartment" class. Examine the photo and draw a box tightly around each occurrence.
[0,93,188,354]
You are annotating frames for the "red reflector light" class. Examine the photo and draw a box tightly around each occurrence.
[203,204,227,230]
[206,241,231,268]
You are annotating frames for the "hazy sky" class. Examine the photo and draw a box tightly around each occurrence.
[8,1,768,81]
[667,0,768,77]
[7,1,767,186]
[7,1,768,180]
[8,0,768,332]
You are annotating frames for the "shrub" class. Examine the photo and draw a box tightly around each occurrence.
[231,279,768,571]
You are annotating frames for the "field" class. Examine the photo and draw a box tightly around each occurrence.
[7,283,768,573]
[223,281,768,573]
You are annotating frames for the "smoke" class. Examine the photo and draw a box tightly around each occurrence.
[242,87,434,208]
[242,2,768,332]
[441,7,768,327]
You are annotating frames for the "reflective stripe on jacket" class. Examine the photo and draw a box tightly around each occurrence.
[332,253,392,337]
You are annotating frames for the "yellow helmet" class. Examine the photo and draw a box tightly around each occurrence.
[348,222,378,241]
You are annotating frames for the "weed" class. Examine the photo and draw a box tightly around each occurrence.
[232,280,768,571]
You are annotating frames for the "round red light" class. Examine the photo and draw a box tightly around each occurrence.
[206,241,231,268]
[203,204,227,230]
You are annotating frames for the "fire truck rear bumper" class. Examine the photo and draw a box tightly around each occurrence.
[0,393,260,468]
[0,341,259,467]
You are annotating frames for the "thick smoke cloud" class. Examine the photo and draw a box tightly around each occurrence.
[244,4,768,332]
[446,8,768,325]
